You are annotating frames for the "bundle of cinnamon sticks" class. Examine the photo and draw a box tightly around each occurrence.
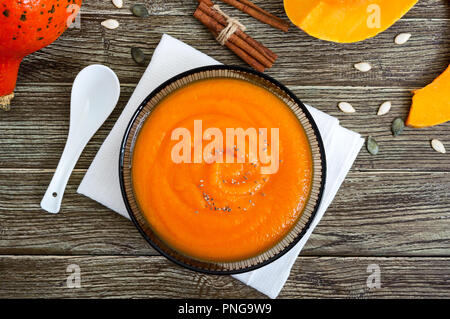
[194,0,290,72]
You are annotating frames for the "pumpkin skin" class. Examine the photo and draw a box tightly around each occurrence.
[284,0,418,43]
[0,0,82,110]
[406,65,450,128]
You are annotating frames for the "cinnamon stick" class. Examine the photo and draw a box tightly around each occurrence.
[194,8,265,71]
[216,0,290,32]
[194,5,273,70]
[198,1,277,64]
[198,0,278,67]
[199,0,214,6]
[236,0,289,26]
[223,36,266,72]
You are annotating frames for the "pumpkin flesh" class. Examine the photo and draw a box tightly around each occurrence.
[406,65,450,128]
[284,0,418,43]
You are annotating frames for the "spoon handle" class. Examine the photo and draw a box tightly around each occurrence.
[41,138,85,214]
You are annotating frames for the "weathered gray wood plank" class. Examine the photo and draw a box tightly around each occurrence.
[79,0,450,19]
[1,85,449,171]
[0,255,449,298]
[15,15,450,87]
[1,0,449,300]
[0,170,449,256]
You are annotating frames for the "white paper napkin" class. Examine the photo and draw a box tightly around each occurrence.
[77,34,364,299]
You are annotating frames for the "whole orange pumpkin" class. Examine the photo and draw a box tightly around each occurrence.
[0,0,82,110]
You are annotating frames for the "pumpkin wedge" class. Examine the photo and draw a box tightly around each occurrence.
[284,0,418,43]
[406,65,450,128]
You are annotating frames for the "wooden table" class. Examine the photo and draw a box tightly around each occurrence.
[0,0,449,299]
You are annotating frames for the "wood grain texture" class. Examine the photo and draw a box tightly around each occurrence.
[1,85,449,170]
[0,0,449,299]
[0,170,449,256]
[79,0,450,19]
[0,255,449,298]
[15,13,450,87]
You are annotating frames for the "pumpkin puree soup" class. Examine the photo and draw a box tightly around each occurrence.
[132,78,312,262]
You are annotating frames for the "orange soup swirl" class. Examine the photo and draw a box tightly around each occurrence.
[132,78,313,262]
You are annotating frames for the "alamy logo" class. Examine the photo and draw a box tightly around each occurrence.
[67,4,81,29]
[171,120,280,174]
[366,264,381,289]
[66,264,81,288]
[366,4,381,29]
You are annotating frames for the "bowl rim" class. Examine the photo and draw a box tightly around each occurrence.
[119,65,327,275]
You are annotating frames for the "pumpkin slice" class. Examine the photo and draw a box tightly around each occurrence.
[406,65,450,128]
[284,0,418,43]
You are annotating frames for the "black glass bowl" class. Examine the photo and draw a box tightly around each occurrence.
[119,65,326,275]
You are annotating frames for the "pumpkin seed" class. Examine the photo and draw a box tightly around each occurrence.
[101,19,120,29]
[354,62,372,72]
[130,4,149,17]
[395,33,412,45]
[112,0,123,9]
[367,136,379,155]
[131,47,146,65]
[377,101,392,116]
[431,139,446,154]
[338,102,356,113]
[392,117,405,137]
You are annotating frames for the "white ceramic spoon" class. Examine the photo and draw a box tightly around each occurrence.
[41,65,120,214]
